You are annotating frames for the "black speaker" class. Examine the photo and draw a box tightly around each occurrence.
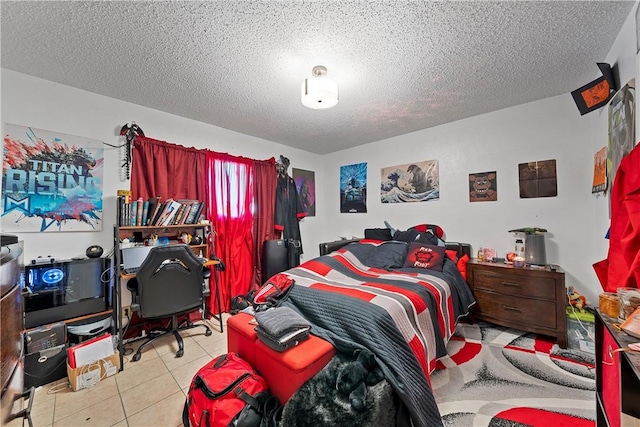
[262,240,289,283]
[86,245,103,258]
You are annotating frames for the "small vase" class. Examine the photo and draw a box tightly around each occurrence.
[524,234,546,266]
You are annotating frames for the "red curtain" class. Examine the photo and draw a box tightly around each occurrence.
[131,136,207,206]
[130,135,277,313]
[251,158,278,290]
[206,152,254,312]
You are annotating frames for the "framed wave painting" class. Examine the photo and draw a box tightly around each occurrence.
[380,160,439,203]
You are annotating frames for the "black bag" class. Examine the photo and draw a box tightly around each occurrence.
[255,325,310,352]
[231,293,254,314]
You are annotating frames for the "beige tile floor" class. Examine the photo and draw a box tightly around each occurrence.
[7,315,230,427]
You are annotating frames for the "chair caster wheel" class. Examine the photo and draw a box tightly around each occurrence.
[132,353,141,362]
[205,329,212,336]
[176,349,184,358]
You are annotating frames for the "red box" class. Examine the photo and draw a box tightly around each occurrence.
[226,312,336,404]
[254,334,335,404]
[227,313,258,367]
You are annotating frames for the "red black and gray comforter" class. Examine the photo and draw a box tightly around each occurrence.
[278,241,475,427]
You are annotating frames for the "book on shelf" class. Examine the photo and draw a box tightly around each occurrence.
[135,198,144,226]
[178,203,192,224]
[175,199,198,225]
[157,199,183,226]
[172,203,189,225]
[184,201,204,224]
[141,200,149,226]
[117,196,124,227]
[117,196,205,227]
[146,197,160,226]
[150,201,166,226]
[117,189,132,203]
[116,190,133,227]
[130,200,138,226]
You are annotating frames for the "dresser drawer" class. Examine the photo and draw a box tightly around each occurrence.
[473,269,556,299]
[474,290,557,330]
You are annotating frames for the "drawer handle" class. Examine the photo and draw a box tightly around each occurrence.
[502,282,521,288]
[603,344,617,366]
[503,306,521,312]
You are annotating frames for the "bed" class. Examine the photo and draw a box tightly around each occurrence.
[269,226,475,427]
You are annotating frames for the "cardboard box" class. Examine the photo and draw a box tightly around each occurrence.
[67,351,120,391]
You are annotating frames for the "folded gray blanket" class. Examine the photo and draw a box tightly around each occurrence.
[255,306,311,337]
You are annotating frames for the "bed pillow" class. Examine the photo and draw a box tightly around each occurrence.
[445,249,458,262]
[403,242,446,271]
[365,241,408,269]
[393,229,440,246]
[410,224,444,239]
[457,254,470,280]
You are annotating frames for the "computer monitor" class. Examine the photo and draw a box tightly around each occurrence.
[24,257,111,329]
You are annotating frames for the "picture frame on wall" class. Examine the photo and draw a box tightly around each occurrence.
[380,160,439,203]
[340,162,367,213]
[2,124,104,232]
[518,159,557,199]
[469,171,497,202]
[292,168,316,217]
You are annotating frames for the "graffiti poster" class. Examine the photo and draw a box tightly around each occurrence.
[380,160,439,203]
[340,162,367,213]
[292,168,316,217]
[2,124,104,232]
[469,171,497,202]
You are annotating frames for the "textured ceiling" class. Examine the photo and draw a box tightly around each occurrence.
[1,1,634,154]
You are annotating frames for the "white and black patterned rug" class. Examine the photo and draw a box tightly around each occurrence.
[431,322,595,427]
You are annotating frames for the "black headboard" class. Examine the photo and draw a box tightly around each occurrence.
[444,242,472,259]
[319,238,471,258]
[319,239,361,256]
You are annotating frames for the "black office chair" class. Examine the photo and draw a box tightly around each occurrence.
[127,244,212,362]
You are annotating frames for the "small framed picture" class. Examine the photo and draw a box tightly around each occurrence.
[483,248,496,262]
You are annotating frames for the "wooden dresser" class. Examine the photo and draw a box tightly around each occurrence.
[467,259,567,348]
[1,236,25,425]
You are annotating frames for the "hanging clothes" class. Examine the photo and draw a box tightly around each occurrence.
[594,143,640,292]
[275,156,306,267]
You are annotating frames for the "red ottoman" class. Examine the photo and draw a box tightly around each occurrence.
[254,334,335,405]
[227,313,258,367]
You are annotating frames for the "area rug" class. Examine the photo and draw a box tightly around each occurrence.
[431,322,596,427]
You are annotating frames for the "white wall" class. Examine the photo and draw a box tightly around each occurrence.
[2,2,637,307]
[1,69,320,263]
[318,4,638,306]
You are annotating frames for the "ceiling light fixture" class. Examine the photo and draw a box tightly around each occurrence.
[301,65,339,110]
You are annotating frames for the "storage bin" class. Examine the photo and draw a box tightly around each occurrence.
[566,306,595,354]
